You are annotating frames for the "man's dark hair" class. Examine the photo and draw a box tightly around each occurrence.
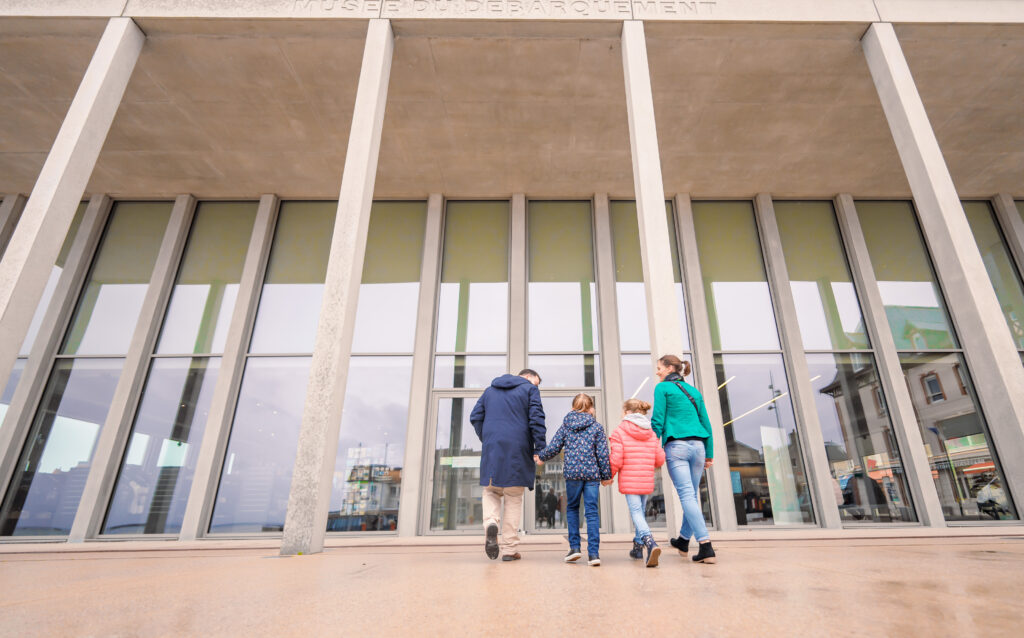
[518,368,541,383]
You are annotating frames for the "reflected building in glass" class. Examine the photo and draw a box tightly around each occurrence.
[1,5,1024,551]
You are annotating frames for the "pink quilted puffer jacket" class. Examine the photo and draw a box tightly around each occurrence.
[609,413,666,495]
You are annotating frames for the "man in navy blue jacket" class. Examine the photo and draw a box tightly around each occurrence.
[470,369,546,561]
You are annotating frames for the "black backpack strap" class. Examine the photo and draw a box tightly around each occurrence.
[671,381,701,416]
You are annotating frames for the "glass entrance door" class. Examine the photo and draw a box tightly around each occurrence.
[526,391,610,534]
[426,393,483,532]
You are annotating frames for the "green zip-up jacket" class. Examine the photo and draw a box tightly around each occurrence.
[651,375,714,459]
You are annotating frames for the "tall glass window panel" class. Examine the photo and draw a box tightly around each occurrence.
[61,202,172,356]
[210,357,312,533]
[806,353,917,523]
[899,352,1017,521]
[430,396,483,531]
[857,201,958,350]
[328,358,412,532]
[775,201,870,350]
[351,202,427,354]
[962,201,1024,350]
[693,202,780,351]
[0,358,122,536]
[248,201,335,354]
[528,201,599,354]
[155,202,257,355]
[435,201,509,354]
[21,203,87,356]
[609,201,689,351]
[102,358,220,534]
[716,354,814,526]
[433,356,507,389]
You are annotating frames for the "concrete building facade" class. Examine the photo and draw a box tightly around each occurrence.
[0,0,1022,554]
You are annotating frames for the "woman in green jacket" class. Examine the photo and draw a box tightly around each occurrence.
[652,354,716,564]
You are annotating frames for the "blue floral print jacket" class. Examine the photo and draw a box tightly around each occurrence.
[537,411,612,481]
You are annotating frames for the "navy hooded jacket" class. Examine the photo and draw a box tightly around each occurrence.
[470,374,546,490]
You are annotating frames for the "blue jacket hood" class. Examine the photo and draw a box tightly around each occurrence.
[565,410,598,432]
[492,374,531,389]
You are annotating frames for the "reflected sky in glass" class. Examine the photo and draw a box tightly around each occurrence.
[857,201,957,350]
[433,355,506,389]
[435,202,509,353]
[249,202,334,355]
[210,357,312,533]
[62,202,172,356]
[693,202,780,351]
[104,357,220,534]
[963,201,1024,350]
[329,357,412,531]
[529,202,599,353]
[157,202,256,355]
[0,358,122,536]
[528,354,600,388]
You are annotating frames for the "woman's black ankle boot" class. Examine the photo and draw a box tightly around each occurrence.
[692,541,716,564]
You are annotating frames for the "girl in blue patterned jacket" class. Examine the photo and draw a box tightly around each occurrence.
[535,393,612,566]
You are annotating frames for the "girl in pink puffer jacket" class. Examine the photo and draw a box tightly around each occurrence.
[605,398,666,567]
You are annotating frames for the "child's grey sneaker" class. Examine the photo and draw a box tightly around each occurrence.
[588,554,601,566]
[564,548,582,562]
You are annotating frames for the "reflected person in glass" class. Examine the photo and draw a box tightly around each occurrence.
[470,369,546,562]
[653,355,717,564]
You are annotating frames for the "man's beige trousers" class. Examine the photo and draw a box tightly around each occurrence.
[482,485,524,556]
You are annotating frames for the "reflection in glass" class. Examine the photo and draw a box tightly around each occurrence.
[693,202,780,351]
[716,354,814,526]
[352,202,427,353]
[61,202,173,356]
[963,201,1024,350]
[0,358,122,536]
[430,396,483,531]
[328,357,412,532]
[103,358,220,534]
[210,357,312,533]
[900,352,1017,521]
[249,202,335,354]
[528,201,599,353]
[775,201,870,350]
[609,201,688,351]
[436,202,509,353]
[534,395,574,530]
[0,359,25,431]
[433,356,507,389]
[857,201,958,350]
[156,202,257,355]
[21,203,87,356]
[528,355,600,388]
[618,354,711,526]
[806,353,916,523]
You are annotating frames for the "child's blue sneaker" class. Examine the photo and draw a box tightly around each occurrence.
[564,548,582,563]
[588,554,601,566]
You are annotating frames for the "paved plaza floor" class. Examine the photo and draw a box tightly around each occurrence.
[1,534,1022,637]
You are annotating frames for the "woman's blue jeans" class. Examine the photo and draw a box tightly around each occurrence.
[566,480,600,556]
[625,494,651,543]
[665,439,710,542]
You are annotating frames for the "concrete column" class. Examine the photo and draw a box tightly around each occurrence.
[280,19,393,556]
[0,195,26,258]
[674,194,737,531]
[509,194,527,375]
[863,23,1024,512]
[592,194,630,533]
[753,194,842,529]
[993,194,1024,284]
[0,195,111,504]
[68,195,195,541]
[834,194,946,526]
[0,18,144,395]
[396,194,443,537]
[178,195,279,541]
[622,20,691,536]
